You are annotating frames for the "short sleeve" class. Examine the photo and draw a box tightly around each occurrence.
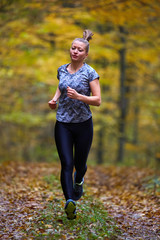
[89,69,99,83]
[57,68,60,80]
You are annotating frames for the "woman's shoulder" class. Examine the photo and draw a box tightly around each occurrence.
[84,63,98,75]
[84,63,99,80]
[84,63,96,72]
[57,63,69,72]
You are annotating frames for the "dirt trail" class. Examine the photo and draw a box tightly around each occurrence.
[86,166,160,239]
[0,162,159,239]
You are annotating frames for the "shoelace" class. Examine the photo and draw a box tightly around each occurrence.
[75,180,84,185]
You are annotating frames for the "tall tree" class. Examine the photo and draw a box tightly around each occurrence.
[80,0,160,162]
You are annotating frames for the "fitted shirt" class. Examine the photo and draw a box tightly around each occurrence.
[56,63,99,123]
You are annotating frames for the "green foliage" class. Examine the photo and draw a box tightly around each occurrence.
[27,197,120,239]
[143,175,160,195]
[0,112,43,126]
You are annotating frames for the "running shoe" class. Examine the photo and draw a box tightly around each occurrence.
[64,199,76,220]
[73,172,84,201]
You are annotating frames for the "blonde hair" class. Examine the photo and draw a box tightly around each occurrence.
[72,29,94,53]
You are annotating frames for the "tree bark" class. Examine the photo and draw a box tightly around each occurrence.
[116,26,127,162]
[96,125,104,164]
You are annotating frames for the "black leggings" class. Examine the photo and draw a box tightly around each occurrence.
[55,118,93,200]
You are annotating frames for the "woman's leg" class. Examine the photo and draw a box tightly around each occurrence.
[55,121,74,200]
[74,118,93,183]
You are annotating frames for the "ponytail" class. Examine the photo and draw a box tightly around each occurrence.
[72,29,94,53]
[83,29,94,42]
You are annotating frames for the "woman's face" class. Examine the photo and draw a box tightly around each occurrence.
[70,41,88,62]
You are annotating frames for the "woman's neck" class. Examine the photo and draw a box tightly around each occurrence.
[68,62,84,74]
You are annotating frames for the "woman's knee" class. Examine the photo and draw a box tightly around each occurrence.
[61,160,73,172]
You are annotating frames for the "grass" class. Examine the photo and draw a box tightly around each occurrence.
[26,198,120,239]
[24,174,121,239]
[142,175,160,196]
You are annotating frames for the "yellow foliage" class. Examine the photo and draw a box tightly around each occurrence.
[1,0,160,164]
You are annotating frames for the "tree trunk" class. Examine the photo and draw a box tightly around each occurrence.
[116,26,127,162]
[96,125,104,164]
[133,105,139,144]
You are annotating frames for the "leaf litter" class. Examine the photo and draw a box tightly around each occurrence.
[0,161,159,239]
[86,166,160,239]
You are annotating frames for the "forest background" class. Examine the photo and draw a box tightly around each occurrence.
[1,0,160,168]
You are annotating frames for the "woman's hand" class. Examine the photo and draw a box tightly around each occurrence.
[67,86,79,99]
[48,87,61,110]
[67,79,101,106]
[48,99,57,109]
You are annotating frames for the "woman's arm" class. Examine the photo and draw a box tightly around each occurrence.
[67,79,101,106]
[48,86,61,109]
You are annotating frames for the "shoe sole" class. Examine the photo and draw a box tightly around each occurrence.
[65,201,76,220]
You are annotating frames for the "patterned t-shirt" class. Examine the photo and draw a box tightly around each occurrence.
[56,63,99,123]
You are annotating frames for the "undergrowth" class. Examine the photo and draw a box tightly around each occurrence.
[26,197,120,239]
[24,174,120,239]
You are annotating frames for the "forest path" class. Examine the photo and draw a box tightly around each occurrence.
[86,166,160,239]
[0,162,159,239]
